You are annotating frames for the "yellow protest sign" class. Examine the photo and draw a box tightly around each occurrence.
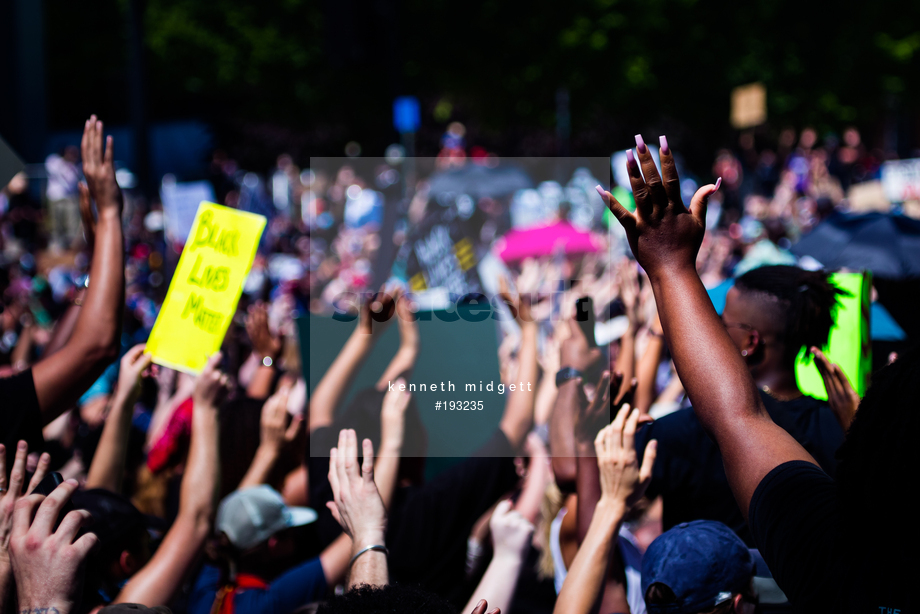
[147,202,266,373]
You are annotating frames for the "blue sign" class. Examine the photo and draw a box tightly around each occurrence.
[393,96,421,134]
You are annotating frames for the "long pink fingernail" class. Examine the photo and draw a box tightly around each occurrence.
[714,177,722,190]
[659,135,670,155]
[635,134,647,154]
[626,149,637,171]
[595,185,606,199]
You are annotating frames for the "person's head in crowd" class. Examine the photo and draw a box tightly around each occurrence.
[72,489,163,608]
[316,583,456,613]
[337,387,427,486]
[642,520,757,614]
[836,345,920,571]
[723,265,843,374]
[212,485,318,579]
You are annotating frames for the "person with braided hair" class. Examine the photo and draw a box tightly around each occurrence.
[634,264,848,546]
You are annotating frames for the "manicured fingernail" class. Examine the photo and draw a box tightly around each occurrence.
[714,177,722,191]
[635,134,647,154]
[626,149,637,171]
[595,185,606,199]
[66,478,78,486]
[659,135,670,155]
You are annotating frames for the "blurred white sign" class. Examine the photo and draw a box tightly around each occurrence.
[882,158,920,203]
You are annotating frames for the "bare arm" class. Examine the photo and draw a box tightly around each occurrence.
[634,319,665,415]
[514,433,551,524]
[375,292,419,389]
[85,345,151,493]
[245,303,283,400]
[554,408,656,614]
[239,387,301,490]
[600,136,813,519]
[33,117,124,425]
[375,382,410,509]
[327,430,389,589]
[463,500,534,614]
[115,354,226,606]
[310,291,396,432]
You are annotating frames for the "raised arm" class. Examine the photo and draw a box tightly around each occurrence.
[244,303,284,400]
[598,135,813,517]
[553,407,656,614]
[462,500,534,614]
[310,290,395,431]
[550,318,602,491]
[375,290,419,390]
[115,354,226,606]
[634,314,666,415]
[85,345,151,493]
[375,380,410,509]
[33,116,124,425]
[239,386,301,489]
[498,281,538,451]
[327,429,389,590]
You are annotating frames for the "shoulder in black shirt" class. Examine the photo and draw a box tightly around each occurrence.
[0,369,45,466]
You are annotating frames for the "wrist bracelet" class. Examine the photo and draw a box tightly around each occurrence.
[350,544,388,567]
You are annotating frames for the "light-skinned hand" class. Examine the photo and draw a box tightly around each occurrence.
[380,378,411,455]
[9,479,98,614]
[0,442,51,604]
[192,352,230,409]
[594,405,657,510]
[80,115,123,216]
[489,499,534,561]
[327,429,387,544]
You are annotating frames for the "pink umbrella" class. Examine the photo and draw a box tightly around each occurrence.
[494,220,602,263]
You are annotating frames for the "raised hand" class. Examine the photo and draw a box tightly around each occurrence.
[573,371,612,444]
[246,302,283,362]
[327,429,387,544]
[498,275,534,325]
[192,352,230,410]
[80,114,123,215]
[594,404,657,511]
[116,344,153,405]
[561,318,602,373]
[597,135,719,277]
[9,479,97,614]
[259,386,298,452]
[489,499,535,561]
[0,442,51,606]
[810,347,860,430]
[358,286,398,337]
[380,378,411,455]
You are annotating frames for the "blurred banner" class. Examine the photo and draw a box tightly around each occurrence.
[160,176,217,245]
[881,158,920,203]
[730,82,767,129]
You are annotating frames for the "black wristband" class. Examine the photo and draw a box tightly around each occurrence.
[555,367,583,388]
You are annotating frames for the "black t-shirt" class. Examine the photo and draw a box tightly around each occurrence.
[307,427,518,600]
[636,390,844,545]
[0,369,44,466]
[749,461,913,613]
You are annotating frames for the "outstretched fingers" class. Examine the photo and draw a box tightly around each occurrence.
[689,179,721,229]
[634,134,668,216]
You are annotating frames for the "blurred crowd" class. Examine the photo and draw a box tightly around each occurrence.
[0,113,913,614]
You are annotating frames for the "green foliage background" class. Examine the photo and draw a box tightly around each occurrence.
[45,0,920,169]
